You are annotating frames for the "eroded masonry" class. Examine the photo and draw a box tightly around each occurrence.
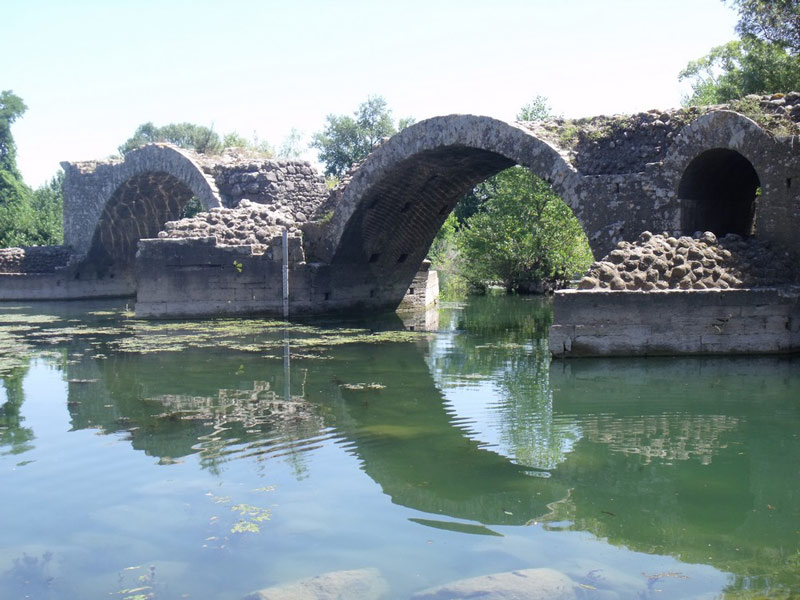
[1,94,798,354]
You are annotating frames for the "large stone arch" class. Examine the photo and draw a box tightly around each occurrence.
[662,111,777,238]
[62,144,222,266]
[317,115,582,297]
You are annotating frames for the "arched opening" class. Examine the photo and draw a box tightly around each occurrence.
[332,145,591,302]
[678,149,760,237]
[86,172,195,273]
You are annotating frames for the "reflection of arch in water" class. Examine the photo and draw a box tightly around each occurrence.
[64,338,567,525]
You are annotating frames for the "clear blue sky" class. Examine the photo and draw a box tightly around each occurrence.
[3,0,739,186]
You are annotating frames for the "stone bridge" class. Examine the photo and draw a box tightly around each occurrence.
[0,94,798,315]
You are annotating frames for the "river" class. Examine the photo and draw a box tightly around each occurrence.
[0,296,798,599]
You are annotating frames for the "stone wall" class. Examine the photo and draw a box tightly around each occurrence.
[0,269,135,301]
[0,246,73,274]
[198,157,328,221]
[527,92,800,176]
[549,287,800,357]
[135,235,431,319]
[397,261,439,311]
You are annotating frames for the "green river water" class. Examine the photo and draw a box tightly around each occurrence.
[0,296,798,599]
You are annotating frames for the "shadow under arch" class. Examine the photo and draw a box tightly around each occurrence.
[678,148,760,237]
[79,145,221,271]
[319,115,584,304]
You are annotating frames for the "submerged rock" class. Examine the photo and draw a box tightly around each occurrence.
[411,567,579,599]
[242,567,389,600]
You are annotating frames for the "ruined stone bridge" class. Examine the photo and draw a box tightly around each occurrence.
[1,95,798,318]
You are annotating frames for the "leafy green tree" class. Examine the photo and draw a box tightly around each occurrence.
[727,0,799,53]
[0,90,27,176]
[680,1,800,105]
[311,95,413,178]
[0,172,64,247]
[0,90,32,212]
[119,122,224,155]
[680,37,800,105]
[29,171,64,244]
[517,95,556,122]
[457,167,593,293]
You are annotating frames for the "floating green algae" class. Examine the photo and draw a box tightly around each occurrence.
[0,305,425,361]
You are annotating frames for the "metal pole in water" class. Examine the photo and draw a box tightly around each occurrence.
[282,228,289,319]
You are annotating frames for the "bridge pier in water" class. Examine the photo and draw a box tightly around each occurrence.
[0,95,798,351]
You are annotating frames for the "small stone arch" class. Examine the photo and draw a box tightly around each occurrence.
[663,110,776,238]
[317,115,583,294]
[678,148,760,236]
[69,144,221,269]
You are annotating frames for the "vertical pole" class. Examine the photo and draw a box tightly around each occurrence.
[283,335,291,402]
[282,228,289,319]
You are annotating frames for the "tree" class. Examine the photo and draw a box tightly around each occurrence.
[517,95,556,122]
[119,122,224,155]
[29,171,64,244]
[457,167,592,293]
[727,0,799,53]
[680,38,800,105]
[0,90,36,246]
[0,90,27,176]
[680,0,800,105]
[311,95,412,178]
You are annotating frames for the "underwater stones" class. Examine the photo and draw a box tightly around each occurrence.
[242,568,389,600]
[411,567,579,600]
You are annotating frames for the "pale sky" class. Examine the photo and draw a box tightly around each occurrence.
[3,0,739,187]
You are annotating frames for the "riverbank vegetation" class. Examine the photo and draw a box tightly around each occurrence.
[679,0,799,104]
[0,91,63,247]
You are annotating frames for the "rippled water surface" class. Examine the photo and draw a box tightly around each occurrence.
[0,296,798,599]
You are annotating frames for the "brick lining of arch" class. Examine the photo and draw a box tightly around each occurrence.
[86,172,194,269]
[333,146,516,280]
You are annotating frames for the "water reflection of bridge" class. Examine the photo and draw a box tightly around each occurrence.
[4,323,793,591]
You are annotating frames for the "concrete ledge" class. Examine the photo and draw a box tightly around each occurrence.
[0,270,135,300]
[550,287,800,357]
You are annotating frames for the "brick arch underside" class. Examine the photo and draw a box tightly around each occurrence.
[332,145,522,288]
[87,172,194,270]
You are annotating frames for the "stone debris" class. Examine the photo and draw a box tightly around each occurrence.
[242,568,389,600]
[411,567,580,599]
[159,200,302,254]
[577,230,794,291]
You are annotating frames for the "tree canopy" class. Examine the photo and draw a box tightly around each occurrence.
[0,90,27,176]
[680,1,800,105]
[311,95,413,178]
[456,167,593,293]
[119,122,225,155]
[727,0,799,53]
